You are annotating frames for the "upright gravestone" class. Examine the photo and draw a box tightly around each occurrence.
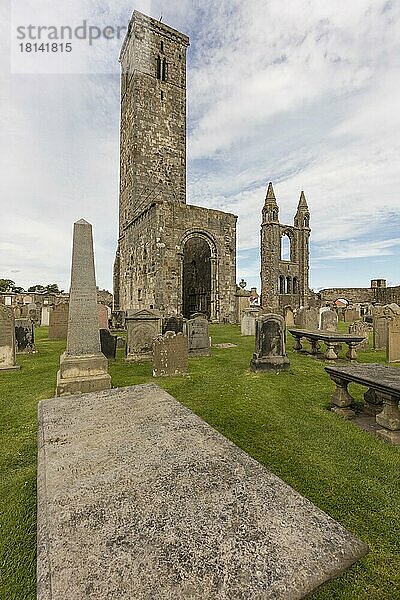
[162,315,185,335]
[153,331,188,377]
[100,329,117,360]
[387,315,400,363]
[284,306,295,327]
[126,309,161,362]
[0,305,20,371]
[344,308,360,323]
[187,313,211,357]
[349,320,370,351]
[15,318,35,354]
[49,304,69,340]
[98,304,109,330]
[295,307,319,330]
[56,220,111,396]
[250,314,290,372]
[241,308,259,336]
[320,310,338,332]
[373,304,400,350]
[41,306,52,327]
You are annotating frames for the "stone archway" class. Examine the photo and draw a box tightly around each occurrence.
[180,232,218,320]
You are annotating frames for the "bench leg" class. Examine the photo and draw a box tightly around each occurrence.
[375,392,400,431]
[364,388,383,416]
[293,337,302,351]
[346,342,358,361]
[325,341,338,360]
[310,340,320,355]
[330,375,356,417]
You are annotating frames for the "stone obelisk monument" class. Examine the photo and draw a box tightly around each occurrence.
[56,219,111,396]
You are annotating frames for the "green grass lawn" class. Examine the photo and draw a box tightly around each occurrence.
[1,324,399,599]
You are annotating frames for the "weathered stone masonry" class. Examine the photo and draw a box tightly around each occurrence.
[114,11,237,322]
[260,183,310,313]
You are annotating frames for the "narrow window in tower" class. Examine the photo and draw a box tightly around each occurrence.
[156,55,162,79]
[160,40,164,52]
[162,58,168,81]
[138,289,142,301]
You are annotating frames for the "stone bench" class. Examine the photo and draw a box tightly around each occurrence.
[325,363,400,443]
[288,329,365,361]
[38,384,367,599]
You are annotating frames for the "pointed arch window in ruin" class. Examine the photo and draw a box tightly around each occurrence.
[183,237,211,318]
[281,234,291,261]
[286,276,292,294]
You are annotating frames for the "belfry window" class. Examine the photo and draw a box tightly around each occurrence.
[162,57,168,81]
[156,55,162,79]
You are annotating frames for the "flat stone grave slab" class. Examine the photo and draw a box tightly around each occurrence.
[38,385,367,600]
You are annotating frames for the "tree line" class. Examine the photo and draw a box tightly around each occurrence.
[0,279,63,294]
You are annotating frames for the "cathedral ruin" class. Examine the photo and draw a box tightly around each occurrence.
[113,11,237,322]
[260,182,311,312]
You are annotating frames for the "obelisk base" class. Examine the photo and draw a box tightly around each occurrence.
[56,352,111,397]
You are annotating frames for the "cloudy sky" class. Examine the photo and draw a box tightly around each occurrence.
[1,0,400,293]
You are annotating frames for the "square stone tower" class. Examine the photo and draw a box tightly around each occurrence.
[260,183,310,313]
[114,11,237,322]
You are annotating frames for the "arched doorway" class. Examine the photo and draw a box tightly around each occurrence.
[182,236,212,319]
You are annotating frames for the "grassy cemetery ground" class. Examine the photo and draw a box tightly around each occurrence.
[1,324,399,600]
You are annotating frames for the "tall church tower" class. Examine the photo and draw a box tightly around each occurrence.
[114,12,237,321]
[260,183,310,312]
[118,11,189,232]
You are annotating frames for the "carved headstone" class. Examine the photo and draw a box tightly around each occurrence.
[320,310,338,332]
[250,314,290,372]
[0,305,20,370]
[15,318,35,354]
[284,306,295,327]
[49,304,69,340]
[241,308,259,336]
[349,320,370,351]
[56,219,111,396]
[373,304,400,350]
[126,309,161,361]
[153,331,188,377]
[28,303,40,325]
[187,313,211,356]
[387,315,400,363]
[98,304,109,330]
[100,329,117,360]
[116,337,126,349]
[162,315,185,335]
[40,306,52,327]
[295,307,318,330]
